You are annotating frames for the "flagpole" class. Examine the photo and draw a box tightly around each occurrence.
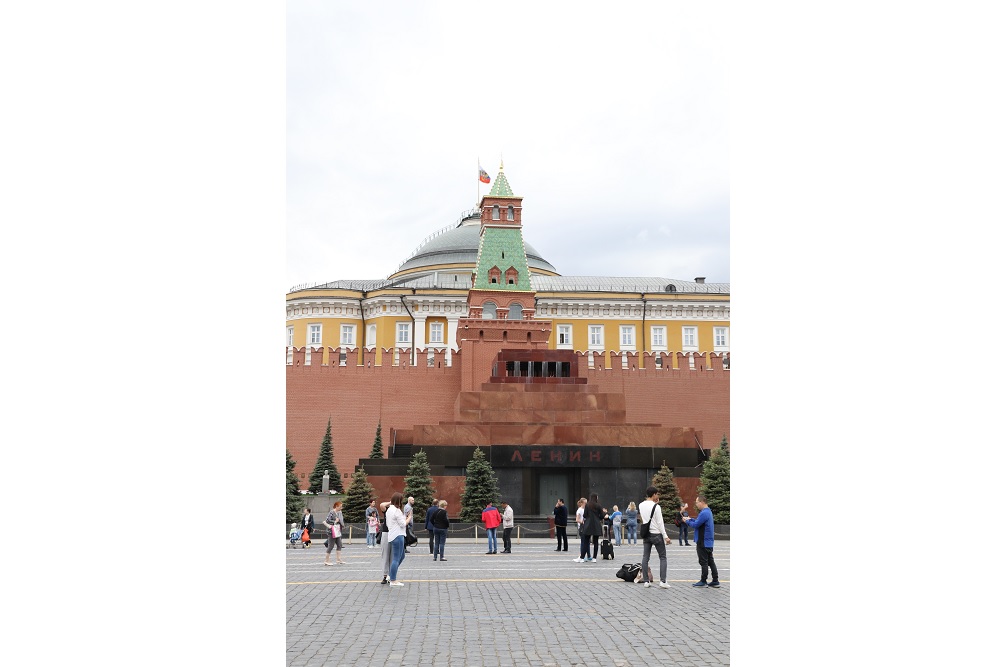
[477,157,480,205]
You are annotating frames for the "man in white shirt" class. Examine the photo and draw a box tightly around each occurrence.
[638,485,671,589]
[500,501,514,553]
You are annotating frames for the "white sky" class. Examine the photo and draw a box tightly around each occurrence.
[287,2,729,289]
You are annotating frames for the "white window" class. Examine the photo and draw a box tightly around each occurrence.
[589,325,604,349]
[682,326,698,351]
[619,325,635,349]
[714,327,729,351]
[286,326,294,347]
[367,324,376,349]
[557,324,572,349]
[396,322,411,344]
[429,322,444,344]
[340,324,355,346]
[507,206,514,221]
[482,302,497,319]
[508,303,523,320]
[492,205,500,220]
[308,324,322,346]
[651,326,666,349]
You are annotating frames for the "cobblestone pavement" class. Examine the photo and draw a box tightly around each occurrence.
[287,537,730,666]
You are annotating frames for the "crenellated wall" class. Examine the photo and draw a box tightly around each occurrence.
[286,345,729,494]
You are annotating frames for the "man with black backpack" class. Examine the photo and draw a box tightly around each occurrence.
[638,485,671,589]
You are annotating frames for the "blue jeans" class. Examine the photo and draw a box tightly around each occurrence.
[486,527,497,552]
[389,535,406,581]
[613,525,621,545]
[678,523,689,543]
[627,524,637,544]
[366,530,376,547]
[433,528,447,558]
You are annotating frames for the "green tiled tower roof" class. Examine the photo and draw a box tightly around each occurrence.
[474,226,532,291]
[488,167,515,198]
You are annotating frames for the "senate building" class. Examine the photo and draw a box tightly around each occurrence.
[286,163,730,518]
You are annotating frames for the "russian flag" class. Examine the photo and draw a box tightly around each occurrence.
[479,166,491,184]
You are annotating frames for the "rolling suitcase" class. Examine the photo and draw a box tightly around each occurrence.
[601,525,614,560]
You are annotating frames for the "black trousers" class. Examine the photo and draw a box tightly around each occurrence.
[428,528,435,553]
[502,527,512,551]
[555,525,568,550]
[696,542,719,583]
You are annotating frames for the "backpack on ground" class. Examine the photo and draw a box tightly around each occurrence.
[615,563,641,582]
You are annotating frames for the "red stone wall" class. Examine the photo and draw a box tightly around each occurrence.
[286,351,730,496]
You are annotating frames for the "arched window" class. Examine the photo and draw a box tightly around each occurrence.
[482,302,497,319]
[507,206,514,221]
[665,284,676,293]
[508,303,523,320]
[492,205,500,220]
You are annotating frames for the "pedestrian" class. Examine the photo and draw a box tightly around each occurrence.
[500,501,514,553]
[425,499,440,555]
[553,498,569,551]
[378,499,392,585]
[637,486,671,588]
[366,500,380,548]
[431,499,450,561]
[573,498,589,562]
[323,500,347,566]
[364,500,379,548]
[302,508,315,548]
[676,502,692,546]
[581,493,605,563]
[481,502,502,554]
[610,505,623,546]
[685,495,720,588]
[402,496,415,553]
[386,492,408,587]
[624,501,639,545]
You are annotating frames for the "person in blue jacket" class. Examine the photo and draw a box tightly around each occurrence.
[685,495,720,588]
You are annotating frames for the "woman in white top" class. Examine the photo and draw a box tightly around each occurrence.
[637,485,671,588]
[386,492,408,586]
[573,498,589,562]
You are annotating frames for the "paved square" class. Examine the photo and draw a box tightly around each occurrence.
[287,537,729,666]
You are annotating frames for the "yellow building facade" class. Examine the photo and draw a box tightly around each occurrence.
[286,166,729,367]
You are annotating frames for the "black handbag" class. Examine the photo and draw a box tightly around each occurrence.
[404,532,418,547]
[639,509,652,540]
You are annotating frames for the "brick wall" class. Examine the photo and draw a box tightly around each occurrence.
[287,349,729,497]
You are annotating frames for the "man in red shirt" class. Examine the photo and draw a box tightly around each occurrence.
[482,502,502,555]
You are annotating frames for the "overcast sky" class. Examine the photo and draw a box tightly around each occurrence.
[287,2,728,290]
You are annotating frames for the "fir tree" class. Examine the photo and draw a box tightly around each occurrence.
[343,466,376,523]
[286,450,304,523]
[651,461,683,524]
[698,435,730,524]
[459,447,500,522]
[309,418,343,493]
[369,421,384,459]
[403,449,436,524]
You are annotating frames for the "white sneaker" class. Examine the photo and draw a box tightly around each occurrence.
[643,582,651,588]
[389,581,404,587]
[572,558,583,563]
[659,582,671,589]
[368,545,373,549]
